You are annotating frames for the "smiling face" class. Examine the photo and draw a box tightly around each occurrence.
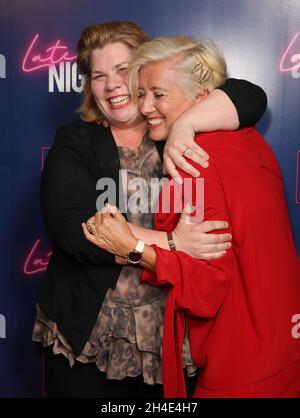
[138,58,198,141]
[90,42,144,128]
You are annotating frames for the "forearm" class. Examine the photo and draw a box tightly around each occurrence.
[128,223,169,249]
[218,78,267,126]
[176,89,239,133]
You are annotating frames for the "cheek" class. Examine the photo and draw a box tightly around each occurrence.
[165,99,191,124]
[123,74,129,86]
[91,82,105,101]
[163,104,182,124]
[155,101,171,117]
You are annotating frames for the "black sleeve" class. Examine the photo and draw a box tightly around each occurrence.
[41,125,115,265]
[218,78,267,127]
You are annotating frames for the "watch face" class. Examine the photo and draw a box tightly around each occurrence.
[127,250,142,264]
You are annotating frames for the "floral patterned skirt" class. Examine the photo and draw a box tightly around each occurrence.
[33,290,197,385]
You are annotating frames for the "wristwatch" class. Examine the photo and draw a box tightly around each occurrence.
[126,240,145,265]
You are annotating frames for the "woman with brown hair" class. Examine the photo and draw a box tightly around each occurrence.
[33,21,267,397]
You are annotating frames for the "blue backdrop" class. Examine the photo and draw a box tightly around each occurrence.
[0,0,299,397]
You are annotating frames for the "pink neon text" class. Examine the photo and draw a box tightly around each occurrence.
[22,34,77,73]
[24,239,52,275]
[280,32,300,77]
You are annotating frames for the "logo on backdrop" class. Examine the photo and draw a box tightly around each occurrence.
[24,239,52,276]
[0,314,6,339]
[0,54,6,78]
[22,34,83,93]
[280,32,300,79]
[291,314,300,339]
[23,147,52,276]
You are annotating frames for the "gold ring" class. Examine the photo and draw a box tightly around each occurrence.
[86,223,94,233]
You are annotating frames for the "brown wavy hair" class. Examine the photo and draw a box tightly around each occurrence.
[77,21,149,124]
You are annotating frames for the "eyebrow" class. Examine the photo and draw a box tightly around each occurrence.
[115,61,129,68]
[152,86,168,91]
[138,86,169,92]
[91,61,129,74]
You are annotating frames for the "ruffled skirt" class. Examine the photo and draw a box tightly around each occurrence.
[33,292,196,385]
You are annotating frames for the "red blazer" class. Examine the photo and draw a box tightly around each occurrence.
[141,128,300,397]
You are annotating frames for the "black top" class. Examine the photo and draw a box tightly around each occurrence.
[38,78,267,355]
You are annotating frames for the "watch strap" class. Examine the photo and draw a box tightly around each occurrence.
[135,239,145,254]
[167,231,176,250]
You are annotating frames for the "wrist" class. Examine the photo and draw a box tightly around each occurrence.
[121,237,138,258]
[172,110,196,134]
[126,239,145,265]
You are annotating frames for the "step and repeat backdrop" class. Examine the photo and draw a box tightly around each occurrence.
[0,0,299,396]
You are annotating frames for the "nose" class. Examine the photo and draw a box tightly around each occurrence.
[139,94,155,116]
[105,74,122,91]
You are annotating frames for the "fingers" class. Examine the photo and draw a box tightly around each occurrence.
[200,232,232,244]
[100,204,122,218]
[82,223,109,252]
[164,149,201,179]
[182,147,209,169]
[106,203,122,217]
[197,250,227,261]
[163,155,182,181]
[199,242,232,253]
[172,154,200,178]
[187,142,209,161]
[82,223,97,243]
[199,220,229,233]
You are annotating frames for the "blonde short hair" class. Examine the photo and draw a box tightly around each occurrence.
[77,21,149,124]
[129,36,226,101]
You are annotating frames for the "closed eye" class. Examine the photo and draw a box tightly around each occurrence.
[92,74,105,80]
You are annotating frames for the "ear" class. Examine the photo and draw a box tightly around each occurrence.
[195,88,209,103]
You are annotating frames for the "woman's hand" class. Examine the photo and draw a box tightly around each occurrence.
[82,204,137,258]
[163,119,209,180]
[82,205,232,262]
[173,206,232,260]
[163,88,240,180]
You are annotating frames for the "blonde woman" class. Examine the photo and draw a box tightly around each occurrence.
[83,36,300,398]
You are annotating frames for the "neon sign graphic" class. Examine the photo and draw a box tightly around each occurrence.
[280,32,300,79]
[22,34,77,73]
[23,239,52,275]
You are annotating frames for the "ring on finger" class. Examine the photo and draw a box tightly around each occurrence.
[86,223,95,233]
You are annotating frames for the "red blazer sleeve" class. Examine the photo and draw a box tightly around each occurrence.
[141,159,234,397]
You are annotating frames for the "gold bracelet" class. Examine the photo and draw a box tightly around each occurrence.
[167,231,176,250]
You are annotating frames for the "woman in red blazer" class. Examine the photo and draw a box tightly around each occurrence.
[83,36,300,397]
